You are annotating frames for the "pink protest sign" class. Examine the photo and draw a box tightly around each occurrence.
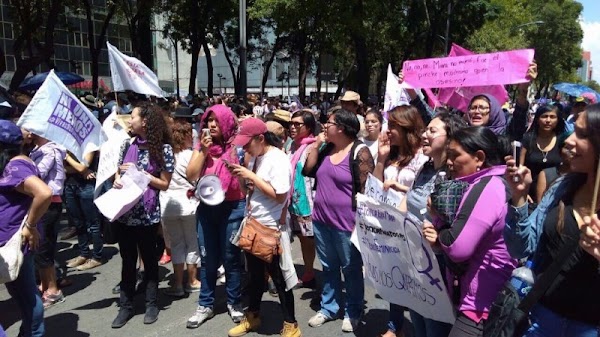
[402,49,534,88]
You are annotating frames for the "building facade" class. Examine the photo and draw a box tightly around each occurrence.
[577,50,593,82]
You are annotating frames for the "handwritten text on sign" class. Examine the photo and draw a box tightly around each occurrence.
[402,49,534,88]
[351,194,455,323]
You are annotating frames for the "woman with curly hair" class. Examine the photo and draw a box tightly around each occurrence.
[111,102,174,328]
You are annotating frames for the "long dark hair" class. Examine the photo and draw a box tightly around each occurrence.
[449,126,507,168]
[0,144,22,173]
[136,102,173,167]
[387,105,425,167]
[524,105,566,152]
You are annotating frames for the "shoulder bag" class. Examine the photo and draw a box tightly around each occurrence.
[0,217,27,284]
[236,158,282,263]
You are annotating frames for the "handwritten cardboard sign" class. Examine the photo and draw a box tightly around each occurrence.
[402,49,534,88]
[351,194,455,323]
[365,173,404,208]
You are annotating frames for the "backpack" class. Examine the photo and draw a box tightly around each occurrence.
[305,139,367,211]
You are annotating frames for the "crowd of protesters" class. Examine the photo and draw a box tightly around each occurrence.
[2,59,600,337]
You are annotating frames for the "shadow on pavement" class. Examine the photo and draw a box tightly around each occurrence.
[45,312,90,337]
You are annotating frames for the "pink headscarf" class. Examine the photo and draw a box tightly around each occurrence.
[199,105,240,194]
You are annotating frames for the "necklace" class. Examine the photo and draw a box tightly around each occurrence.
[536,142,549,163]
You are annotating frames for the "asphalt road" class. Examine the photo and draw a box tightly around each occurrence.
[1,226,413,337]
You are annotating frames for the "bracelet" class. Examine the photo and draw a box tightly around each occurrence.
[24,220,36,229]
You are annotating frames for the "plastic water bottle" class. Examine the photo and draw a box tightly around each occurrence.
[510,261,535,299]
[435,171,447,184]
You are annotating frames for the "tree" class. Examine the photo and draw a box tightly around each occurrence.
[585,80,600,93]
[8,0,64,90]
[117,0,155,68]
[79,0,117,94]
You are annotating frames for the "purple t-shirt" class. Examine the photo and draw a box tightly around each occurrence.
[0,159,37,246]
[312,153,355,232]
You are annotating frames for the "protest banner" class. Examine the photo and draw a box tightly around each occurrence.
[95,111,131,196]
[383,64,411,113]
[17,69,106,163]
[351,193,455,323]
[437,44,509,111]
[402,49,534,89]
[107,41,164,97]
[365,173,404,208]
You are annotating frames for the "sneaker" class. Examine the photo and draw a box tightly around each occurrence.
[227,303,244,323]
[112,283,121,294]
[164,286,185,297]
[66,256,88,268]
[184,283,201,293]
[144,306,159,324]
[341,317,360,333]
[186,306,214,329]
[76,258,103,271]
[42,291,65,309]
[111,308,133,328]
[308,312,332,327]
[281,321,302,337]
[228,311,261,337]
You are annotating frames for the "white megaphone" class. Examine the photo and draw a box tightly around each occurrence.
[195,174,225,206]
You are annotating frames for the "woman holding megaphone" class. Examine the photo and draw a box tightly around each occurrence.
[185,104,246,329]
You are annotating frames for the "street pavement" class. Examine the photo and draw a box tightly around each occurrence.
[1,226,414,337]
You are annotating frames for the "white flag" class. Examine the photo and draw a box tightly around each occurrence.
[384,64,411,113]
[107,41,164,97]
[17,70,107,162]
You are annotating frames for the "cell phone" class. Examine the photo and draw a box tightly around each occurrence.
[202,128,210,138]
[512,141,522,166]
[512,141,522,183]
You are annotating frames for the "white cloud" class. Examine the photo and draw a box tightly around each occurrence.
[581,20,600,82]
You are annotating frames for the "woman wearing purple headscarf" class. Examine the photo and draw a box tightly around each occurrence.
[185,104,246,329]
[466,62,538,141]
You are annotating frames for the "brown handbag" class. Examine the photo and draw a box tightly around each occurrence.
[237,159,282,263]
[238,216,282,263]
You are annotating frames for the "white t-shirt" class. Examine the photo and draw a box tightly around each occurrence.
[360,138,379,163]
[383,151,429,200]
[248,147,291,226]
[160,149,199,217]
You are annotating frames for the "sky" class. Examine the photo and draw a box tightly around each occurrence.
[579,0,600,82]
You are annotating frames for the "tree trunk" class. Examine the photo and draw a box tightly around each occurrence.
[316,52,321,96]
[352,0,369,100]
[136,1,154,69]
[218,31,239,95]
[261,35,281,99]
[83,0,115,94]
[201,38,213,97]
[0,47,5,78]
[189,40,200,95]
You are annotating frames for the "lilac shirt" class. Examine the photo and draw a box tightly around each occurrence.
[29,142,66,196]
[0,159,37,246]
[312,153,355,232]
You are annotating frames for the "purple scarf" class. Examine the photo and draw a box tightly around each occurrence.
[123,137,158,214]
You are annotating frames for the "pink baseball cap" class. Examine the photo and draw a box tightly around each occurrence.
[231,117,267,147]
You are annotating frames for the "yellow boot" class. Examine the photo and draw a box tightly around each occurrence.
[281,321,302,337]
[228,312,261,337]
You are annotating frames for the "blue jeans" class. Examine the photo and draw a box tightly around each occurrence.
[523,304,599,337]
[409,309,452,337]
[197,200,245,308]
[313,220,364,319]
[64,179,103,260]
[5,254,45,337]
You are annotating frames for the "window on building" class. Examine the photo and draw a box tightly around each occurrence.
[3,23,12,39]
[99,63,109,77]
[83,62,91,76]
[5,55,15,72]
